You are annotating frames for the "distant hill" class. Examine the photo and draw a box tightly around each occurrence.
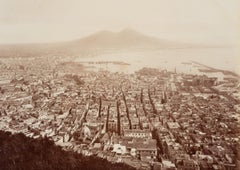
[0,28,227,58]
[0,131,135,170]
[69,28,173,49]
[0,29,169,57]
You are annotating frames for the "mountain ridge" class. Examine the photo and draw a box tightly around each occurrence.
[0,28,233,57]
[66,28,173,49]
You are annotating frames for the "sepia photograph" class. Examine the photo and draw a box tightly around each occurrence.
[0,0,239,169]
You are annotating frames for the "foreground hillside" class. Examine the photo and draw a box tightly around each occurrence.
[0,131,135,170]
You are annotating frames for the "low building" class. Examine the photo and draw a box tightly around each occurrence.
[123,129,152,139]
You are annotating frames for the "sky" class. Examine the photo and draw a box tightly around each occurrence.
[0,0,239,44]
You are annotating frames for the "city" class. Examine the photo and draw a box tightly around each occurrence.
[0,56,239,169]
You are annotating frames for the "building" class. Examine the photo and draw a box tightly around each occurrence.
[123,129,152,139]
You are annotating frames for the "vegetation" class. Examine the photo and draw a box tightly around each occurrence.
[0,131,135,170]
[136,67,161,76]
[64,74,85,86]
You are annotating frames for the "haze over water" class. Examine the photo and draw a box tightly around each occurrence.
[76,47,239,77]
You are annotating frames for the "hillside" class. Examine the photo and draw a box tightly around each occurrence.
[0,131,135,170]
